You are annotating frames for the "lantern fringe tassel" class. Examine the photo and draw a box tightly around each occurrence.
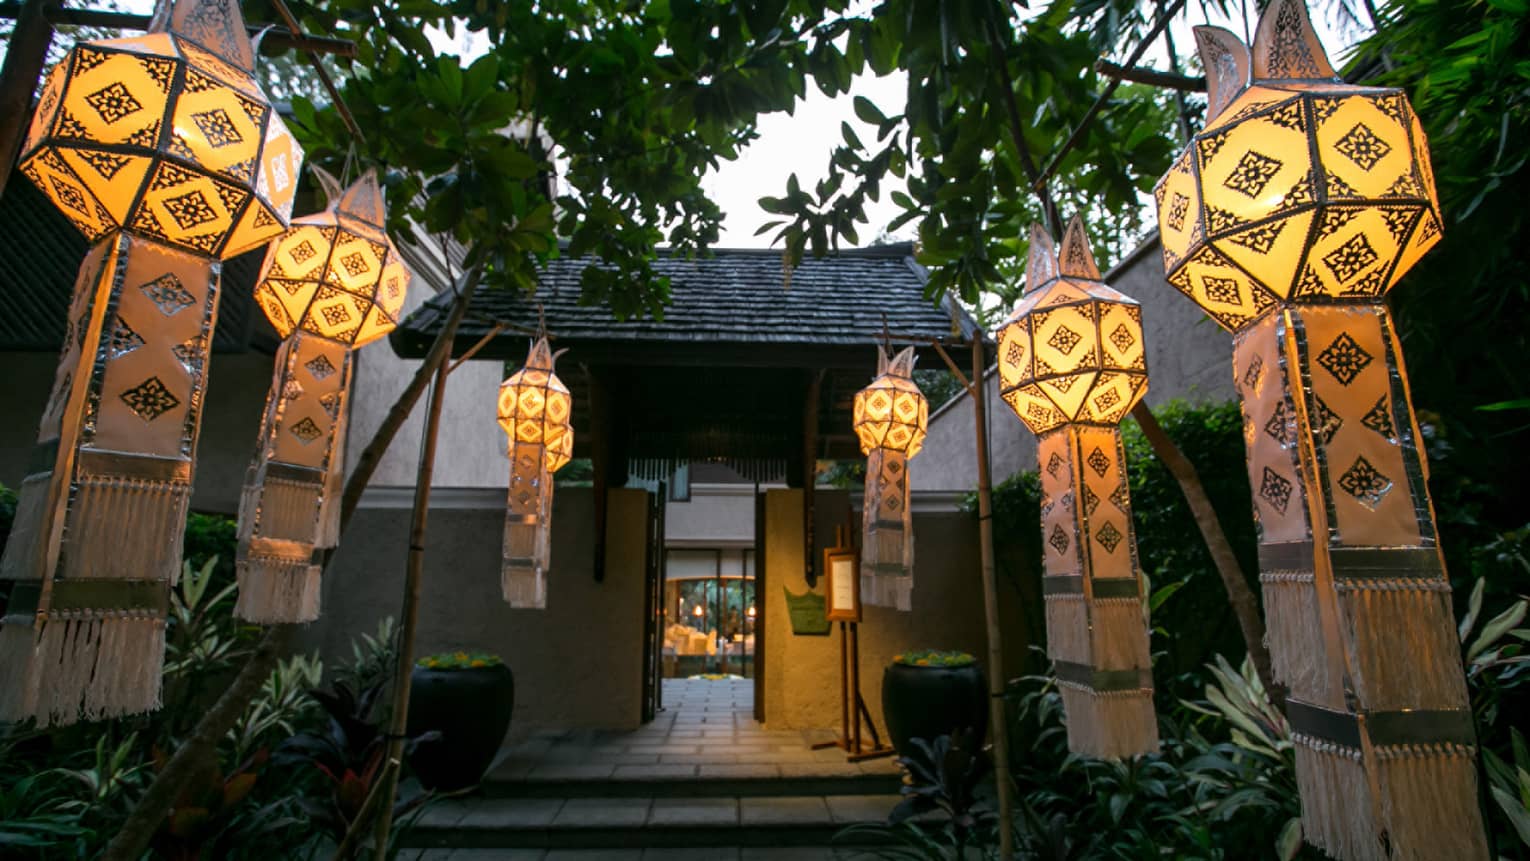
[1044,595,1089,665]
[235,475,324,623]
[860,449,913,611]
[1293,735,1487,861]
[234,558,321,624]
[502,442,551,608]
[1091,597,1153,669]
[1058,685,1158,761]
[0,470,188,725]
[1260,571,1330,700]
[0,615,165,727]
[1336,582,1469,710]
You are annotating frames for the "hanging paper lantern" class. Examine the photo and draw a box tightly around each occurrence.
[996,217,1157,759]
[0,0,301,727]
[235,168,410,623]
[497,339,573,608]
[851,346,927,611]
[1153,1,1485,857]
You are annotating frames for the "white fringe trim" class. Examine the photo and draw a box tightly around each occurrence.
[1261,571,1329,702]
[1058,684,1159,759]
[502,562,546,609]
[1045,594,1090,664]
[1336,580,1470,712]
[1090,597,1151,670]
[0,615,164,727]
[1374,742,1489,861]
[1293,734,1385,861]
[234,557,321,623]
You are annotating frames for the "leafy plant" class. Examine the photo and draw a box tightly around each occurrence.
[274,679,437,848]
[837,729,996,859]
[893,650,977,668]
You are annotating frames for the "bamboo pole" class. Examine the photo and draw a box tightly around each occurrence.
[367,266,488,858]
[369,328,454,859]
[968,338,1014,860]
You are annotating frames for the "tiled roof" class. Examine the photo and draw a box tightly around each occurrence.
[391,243,983,364]
[0,168,272,353]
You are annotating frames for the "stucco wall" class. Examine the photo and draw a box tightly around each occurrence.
[910,238,1236,492]
[344,282,507,489]
[760,489,1030,733]
[665,483,757,547]
[0,349,274,514]
[296,487,649,733]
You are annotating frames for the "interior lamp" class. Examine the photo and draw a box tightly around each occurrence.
[1153,0,1484,856]
[497,338,573,608]
[851,346,928,611]
[0,0,301,726]
[235,167,410,623]
[996,217,1157,759]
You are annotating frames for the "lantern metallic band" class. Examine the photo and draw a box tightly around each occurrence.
[504,514,541,525]
[871,518,906,530]
[1258,542,1445,580]
[4,579,170,617]
[504,556,537,567]
[246,537,316,563]
[1052,661,1152,693]
[1043,576,1142,600]
[1285,699,1477,749]
[264,462,326,484]
[74,449,192,484]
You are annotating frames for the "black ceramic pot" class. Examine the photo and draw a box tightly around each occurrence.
[881,661,988,759]
[406,663,515,792]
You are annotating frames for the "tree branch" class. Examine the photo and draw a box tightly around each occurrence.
[1129,401,1284,711]
[981,5,1060,236]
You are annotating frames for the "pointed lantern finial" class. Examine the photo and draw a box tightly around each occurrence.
[1057,215,1101,280]
[1194,26,1252,121]
[1026,223,1059,293]
[1251,0,1335,81]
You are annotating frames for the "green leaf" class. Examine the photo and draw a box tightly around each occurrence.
[1491,785,1530,847]
[853,95,887,126]
[1277,817,1303,860]
[1460,577,1486,642]
[1469,600,1528,660]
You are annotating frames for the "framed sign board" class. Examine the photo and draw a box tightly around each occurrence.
[824,547,861,623]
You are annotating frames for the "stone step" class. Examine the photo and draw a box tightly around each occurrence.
[484,763,901,800]
[401,794,900,851]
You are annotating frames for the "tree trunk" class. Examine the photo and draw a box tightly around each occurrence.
[100,267,483,861]
[0,0,55,200]
[1129,401,1283,710]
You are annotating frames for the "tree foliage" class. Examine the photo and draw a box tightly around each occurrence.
[277,0,862,317]
[758,0,1184,309]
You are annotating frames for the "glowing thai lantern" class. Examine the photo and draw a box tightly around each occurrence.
[0,0,301,726]
[851,346,928,611]
[1153,0,1485,856]
[497,339,573,608]
[996,217,1156,759]
[235,167,410,622]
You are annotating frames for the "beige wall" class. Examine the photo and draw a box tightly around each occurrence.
[297,487,650,733]
[760,489,1030,734]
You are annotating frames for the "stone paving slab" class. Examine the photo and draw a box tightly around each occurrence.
[399,852,861,861]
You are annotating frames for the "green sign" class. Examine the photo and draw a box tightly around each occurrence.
[784,586,830,635]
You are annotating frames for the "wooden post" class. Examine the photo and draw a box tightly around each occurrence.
[0,0,55,200]
[969,338,1015,860]
[803,370,823,586]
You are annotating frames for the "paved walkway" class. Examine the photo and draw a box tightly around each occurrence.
[402,679,901,857]
[487,679,898,783]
